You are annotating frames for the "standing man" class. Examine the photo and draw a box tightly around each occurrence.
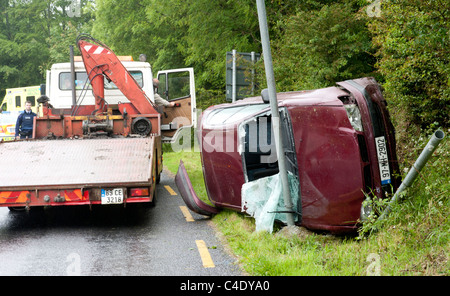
[15,101,36,140]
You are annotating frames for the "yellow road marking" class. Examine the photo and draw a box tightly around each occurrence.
[164,185,177,196]
[195,240,215,268]
[179,206,195,222]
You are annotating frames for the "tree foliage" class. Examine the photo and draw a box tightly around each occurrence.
[0,0,448,128]
[92,0,261,89]
[0,0,94,99]
[369,0,450,128]
[272,1,376,91]
[0,0,48,90]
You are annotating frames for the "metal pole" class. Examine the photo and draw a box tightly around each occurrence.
[256,0,295,226]
[232,49,237,103]
[70,45,77,108]
[251,51,255,96]
[378,130,445,220]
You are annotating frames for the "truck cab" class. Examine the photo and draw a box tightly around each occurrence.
[45,58,196,142]
[46,59,154,110]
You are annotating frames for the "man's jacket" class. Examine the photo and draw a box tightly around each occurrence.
[15,110,37,137]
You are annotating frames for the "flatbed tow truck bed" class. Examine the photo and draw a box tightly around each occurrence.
[0,137,156,207]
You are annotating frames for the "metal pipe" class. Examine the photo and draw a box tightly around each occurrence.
[70,45,77,108]
[256,0,295,226]
[251,51,255,96]
[232,49,237,103]
[378,129,445,220]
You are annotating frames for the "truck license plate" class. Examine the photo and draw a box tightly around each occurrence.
[375,136,391,185]
[101,188,124,204]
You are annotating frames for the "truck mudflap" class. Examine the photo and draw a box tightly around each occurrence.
[175,160,219,216]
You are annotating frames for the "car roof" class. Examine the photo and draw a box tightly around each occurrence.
[210,86,347,111]
[201,86,350,127]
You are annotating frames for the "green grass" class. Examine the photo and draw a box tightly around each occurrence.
[162,145,212,206]
[162,131,449,276]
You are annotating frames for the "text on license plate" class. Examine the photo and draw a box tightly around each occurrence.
[375,136,391,185]
[101,188,124,204]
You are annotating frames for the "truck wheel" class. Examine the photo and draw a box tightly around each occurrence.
[155,157,161,184]
[151,154,158,206]
[8,206,26,212]
[150,186,157,207]
[145,153,158,207]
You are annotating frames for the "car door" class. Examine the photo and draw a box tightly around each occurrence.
[156,68,197,142]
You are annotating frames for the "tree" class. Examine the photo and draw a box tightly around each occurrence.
[369,0,450,128]
[271,1,376,92]
[182,0,261,89]
[93,0,261,90]
[0,0,95,101]
[46,0,96,66]
[0,0,48,91]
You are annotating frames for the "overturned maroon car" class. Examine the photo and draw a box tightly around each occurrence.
[176,77,400,234]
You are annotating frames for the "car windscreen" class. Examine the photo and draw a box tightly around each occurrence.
[205,104,269,126]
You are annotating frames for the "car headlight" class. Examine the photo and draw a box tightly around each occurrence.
[344,104,364,132]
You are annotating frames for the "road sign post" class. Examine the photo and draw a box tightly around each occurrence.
[256,0,295,226]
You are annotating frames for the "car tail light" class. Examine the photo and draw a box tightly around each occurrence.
[130,188,149,197]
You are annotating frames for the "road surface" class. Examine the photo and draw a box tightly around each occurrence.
[0,169,244,276]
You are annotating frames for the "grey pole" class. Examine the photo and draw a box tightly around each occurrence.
[232,49,237,103]
[378,130,445,220]
[70,45,77,108]
[256,0,295,226]
[251,51,255,96]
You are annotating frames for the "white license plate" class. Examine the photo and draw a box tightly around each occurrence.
[375,136,391,185]
[101,188,124,204]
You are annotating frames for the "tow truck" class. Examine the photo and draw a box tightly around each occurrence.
[0,35,196,210]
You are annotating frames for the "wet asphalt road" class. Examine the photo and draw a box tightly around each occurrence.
[0,169,243,276]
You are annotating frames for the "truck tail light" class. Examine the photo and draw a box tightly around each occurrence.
[130,188,149,197]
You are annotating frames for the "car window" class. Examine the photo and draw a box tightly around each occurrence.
[105,71,143,89]
[59,71,143,90]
